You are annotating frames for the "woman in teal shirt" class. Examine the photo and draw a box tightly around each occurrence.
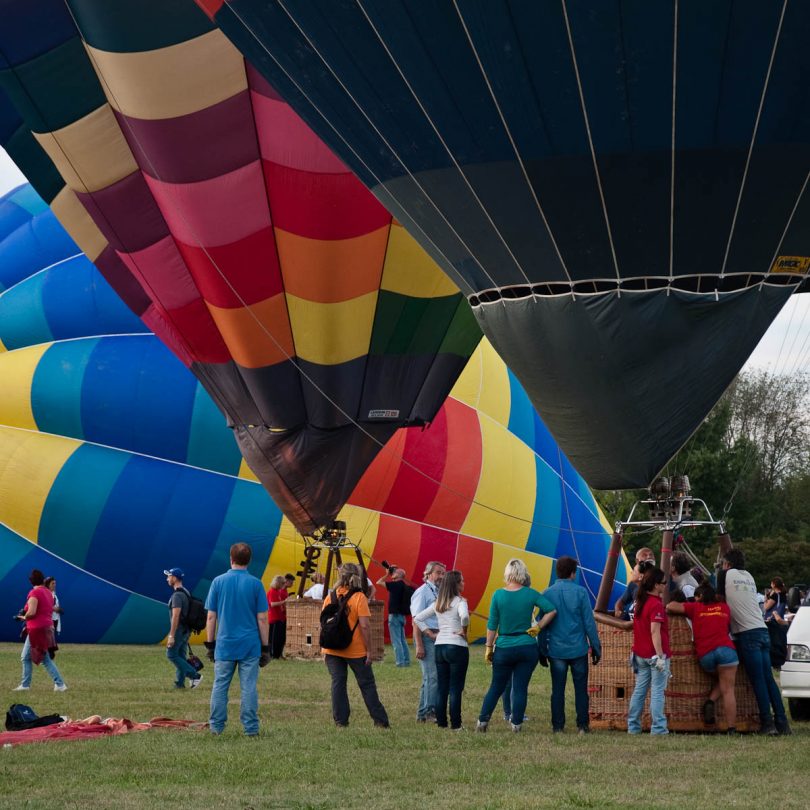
[476,559,556,732]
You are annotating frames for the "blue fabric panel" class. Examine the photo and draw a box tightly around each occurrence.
[186,382,243,475]
[85,457,235,599]
[41,255,147,339]
[80,336,194,461]
[533,410,562,476]
[0,0,77,69]
[505,370,536,451]
[98,592,168,644]
[0,196,30,241]
[38,442,129,564]
[524,458,563,559]
[0,268,52,348]
[9,183,47,216]
[31,338,99,440]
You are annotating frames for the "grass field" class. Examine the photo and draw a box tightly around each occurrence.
[0,642,806,809]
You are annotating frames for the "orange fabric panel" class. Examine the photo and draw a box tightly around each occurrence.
[206,295,294,368]
[275,226,390,303]
[455,534,494,616]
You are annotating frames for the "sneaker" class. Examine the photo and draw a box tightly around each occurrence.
[374,721,390,729]
[578,726,590,735]
[173,684,186,689]
[758,723,778,736]
[475,720,488,733]
[416,716,427,723]
[510,723,522,733]
[54,684,68,692]
[190,675,203,689]
[12,685,29,691]
[776,721,792,736]
[725,726,739,736]
[702,699,716,725]
[452,726,465,732]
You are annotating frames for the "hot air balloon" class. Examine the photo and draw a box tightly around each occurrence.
[198,0,810,491]
[0,183,626,642]
[0,0,481,535]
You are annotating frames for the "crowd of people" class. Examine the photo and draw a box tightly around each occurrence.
[10,541,798,739]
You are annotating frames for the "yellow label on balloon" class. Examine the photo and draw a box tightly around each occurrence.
[771,256,810,274]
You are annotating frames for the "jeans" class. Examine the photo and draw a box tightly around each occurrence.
[416,634,438,719]
[166,626,198,686]
[20,635,65,688]
[627,655,669,734]
[435,644,469,729]
[388,614,410,666]
[270,621,286,659]
[502,675,515,720]
[209,657,260,735]
[734,627,787,728]
[550,654,590,731]
[479,644,538,724]
[324,655,389,726]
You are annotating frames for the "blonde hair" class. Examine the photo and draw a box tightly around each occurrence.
[504,558,530,586]
[436,570,463,613]
[336,563,364,591]
[270,574,286,589]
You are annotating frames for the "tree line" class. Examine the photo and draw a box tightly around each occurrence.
[596,370,810,590]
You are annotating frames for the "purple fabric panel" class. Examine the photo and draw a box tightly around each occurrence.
[114,91,259,185]
[246,62,284,101]
[93,244,152,315]
[75,171,169,252]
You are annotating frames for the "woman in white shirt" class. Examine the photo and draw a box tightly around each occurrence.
[414,570,469,730]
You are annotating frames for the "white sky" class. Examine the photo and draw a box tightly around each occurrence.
[1,147,806,373]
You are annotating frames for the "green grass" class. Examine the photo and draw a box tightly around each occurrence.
[0,643,807,809]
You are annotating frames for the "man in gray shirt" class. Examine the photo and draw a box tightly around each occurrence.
[720,549,790,735]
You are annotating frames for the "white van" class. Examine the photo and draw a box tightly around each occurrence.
[781,605,810,721]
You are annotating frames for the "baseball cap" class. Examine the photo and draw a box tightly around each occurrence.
[163,567,184,579]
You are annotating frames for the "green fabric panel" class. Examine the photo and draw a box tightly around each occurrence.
[0,38,105,132]
[437,297,483,356]
[371,291,479,355]
[68,0,214,53]
[98,592,168,644]
[3,125,64,203]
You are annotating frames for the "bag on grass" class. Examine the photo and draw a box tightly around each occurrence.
[319,588,361,649]
[187,646,204,672]
[181,588,208,633]
[5,704,62,731]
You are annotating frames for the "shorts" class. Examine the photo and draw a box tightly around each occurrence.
[698,645,738,673]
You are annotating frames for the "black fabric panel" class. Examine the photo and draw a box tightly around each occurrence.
[234,422,397,535]
[473,285,792,489]
[408,352,472,425]
[190,360,263,427]
[296,356,364,429]
[235,361,305,428]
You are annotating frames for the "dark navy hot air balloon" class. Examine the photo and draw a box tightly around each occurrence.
[197,0,810,489]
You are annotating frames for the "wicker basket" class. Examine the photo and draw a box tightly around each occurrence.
[589,615,761,732]
[286,598,385,661]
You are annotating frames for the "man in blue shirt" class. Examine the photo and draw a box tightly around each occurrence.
[204,543,270,736]
[410,561,446,722]
[543,556,601,734]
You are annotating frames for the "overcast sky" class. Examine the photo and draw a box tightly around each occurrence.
[2,147,807,374]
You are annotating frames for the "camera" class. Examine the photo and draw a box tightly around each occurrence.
[13,614,24,622]
[382,560,398,572]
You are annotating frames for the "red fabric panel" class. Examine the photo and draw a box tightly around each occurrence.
[422,399,483,532]
[454,535,494,614]
[193,0,223,19]
[347,429,406,511]
[263,161,390,241]
[413,526,458,583]
[141,306,193,367]
[382,410,448,523]
[174,226,283,308]
[164,297,231,364]
[372,515,422,588]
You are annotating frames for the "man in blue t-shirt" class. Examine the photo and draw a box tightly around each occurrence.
[204,543,270,736]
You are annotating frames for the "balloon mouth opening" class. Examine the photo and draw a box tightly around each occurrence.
[469,271,802,305]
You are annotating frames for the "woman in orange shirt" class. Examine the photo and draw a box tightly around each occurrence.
[321,563,389,728]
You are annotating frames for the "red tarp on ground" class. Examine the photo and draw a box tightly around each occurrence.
[0,716,206,746]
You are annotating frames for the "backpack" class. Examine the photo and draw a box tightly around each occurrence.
[181,588,207,633]
[319,588,361,649]
[5,704,62,731]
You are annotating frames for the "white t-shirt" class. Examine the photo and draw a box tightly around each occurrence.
[724,568,766,634]
[303,584,324,600]
[413,596,469,647]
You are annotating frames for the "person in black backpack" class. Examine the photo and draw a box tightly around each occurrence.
[321,563,389,728]
[164,567,202,690]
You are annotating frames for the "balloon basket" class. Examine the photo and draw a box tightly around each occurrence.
[589,615,760,732]
[285,598,385,662]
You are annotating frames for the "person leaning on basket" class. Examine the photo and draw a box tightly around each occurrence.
[627,567,670,735]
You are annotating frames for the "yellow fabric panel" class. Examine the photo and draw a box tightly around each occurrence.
[460,414,535,548]
[0,344,50,430]
[474,340,512,427]
[86,30,247,121]
[0,427,79,542]
[260,518,301,590]
[286,291,377,365]
[50,187,108,262]
[237,457,259,483]
[447,339,484,410]
[34,105,138,193]
[335,504,382,576]
[0,337,6,353]
[467,544,553,638]
[381,224,459,298]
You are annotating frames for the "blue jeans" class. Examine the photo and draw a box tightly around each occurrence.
[435,644,469,729]
[550,654,590,731]
[734,627,787,728]
[479,644,538,724]
[209,657,260,735]
[388,614,410,666]
[20,635,65,688]
[166,626,198,686]
[416,634,438,719]
[627,655,669,735]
